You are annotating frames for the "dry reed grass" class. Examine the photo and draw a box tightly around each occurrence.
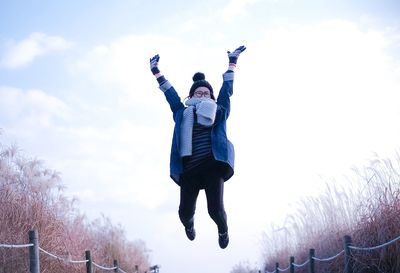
[0,138,151,273]
[230,261,260,273]
[262,152,400,273]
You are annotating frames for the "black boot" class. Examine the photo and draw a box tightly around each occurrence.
[218,231,229,249]
[185,226,196,241]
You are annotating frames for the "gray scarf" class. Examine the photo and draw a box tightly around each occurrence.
[180,98,217,157]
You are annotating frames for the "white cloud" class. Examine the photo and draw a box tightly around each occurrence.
[231,19,400,197]
[72,34,220,104]
[0,86,69,127]
[0,84,173,212]
[56,120,173,210]
[1,32,71,69]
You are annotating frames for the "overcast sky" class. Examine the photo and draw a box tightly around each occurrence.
[1,1,400,273]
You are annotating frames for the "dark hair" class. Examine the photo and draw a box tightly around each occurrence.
[189,72,215,99]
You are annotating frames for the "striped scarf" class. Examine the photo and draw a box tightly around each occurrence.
[180,98,217,157]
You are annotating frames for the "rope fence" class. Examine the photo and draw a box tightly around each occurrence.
[0,230,160,273]
[263,233,400,273]
[0,243,34,248]
[4,230,399,273]
[39,247,89,264]
[312,249,344,262]
[92,261,117,271]
[292,259,309,268]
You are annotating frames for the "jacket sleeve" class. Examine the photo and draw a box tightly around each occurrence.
[216,71,234,118]
[159,80,185,120]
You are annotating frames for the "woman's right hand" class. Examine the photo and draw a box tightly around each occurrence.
[150,54,160,75]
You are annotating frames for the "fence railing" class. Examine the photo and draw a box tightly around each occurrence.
[0,230,159,273]
[262,233,400,273]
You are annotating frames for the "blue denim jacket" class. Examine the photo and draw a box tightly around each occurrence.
[160,72,235,185]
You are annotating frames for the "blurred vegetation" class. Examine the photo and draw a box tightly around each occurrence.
[262,152,400,273]
[0,136,151,273]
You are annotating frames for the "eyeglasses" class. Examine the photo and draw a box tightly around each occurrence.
[193,90,211,98]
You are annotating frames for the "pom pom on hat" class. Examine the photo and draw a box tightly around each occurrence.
[193,72,206,82]
[189,72,214,99]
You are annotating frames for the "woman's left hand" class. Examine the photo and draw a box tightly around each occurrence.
[227,45,246,64]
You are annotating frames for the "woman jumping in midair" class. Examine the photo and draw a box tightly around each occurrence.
[149,45,246,249]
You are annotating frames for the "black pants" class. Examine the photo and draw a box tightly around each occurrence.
[178,163,228,234]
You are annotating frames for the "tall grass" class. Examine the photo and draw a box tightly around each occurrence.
[262,152,400,273]
[0,138,151,273]
[230,261,260,273]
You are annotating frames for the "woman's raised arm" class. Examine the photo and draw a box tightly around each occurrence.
[149,54,184,115]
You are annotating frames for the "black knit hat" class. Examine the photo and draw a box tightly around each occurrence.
[189,72,214,99]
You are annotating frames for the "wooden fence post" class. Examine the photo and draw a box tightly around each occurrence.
[135,264,139,273]
[290,256,295,273]
[308,249,315,273]
[343,235,353,273]
[29,230,40,273]
[85,250,92,273]
[114,260,119,272]
[275,262,279,273]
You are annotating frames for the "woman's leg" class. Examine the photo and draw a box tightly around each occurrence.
[204,171,229,248]
[204,174,228,234]
[178,176,200,230]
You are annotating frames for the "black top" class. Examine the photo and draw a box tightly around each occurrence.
[182,119,214,173]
